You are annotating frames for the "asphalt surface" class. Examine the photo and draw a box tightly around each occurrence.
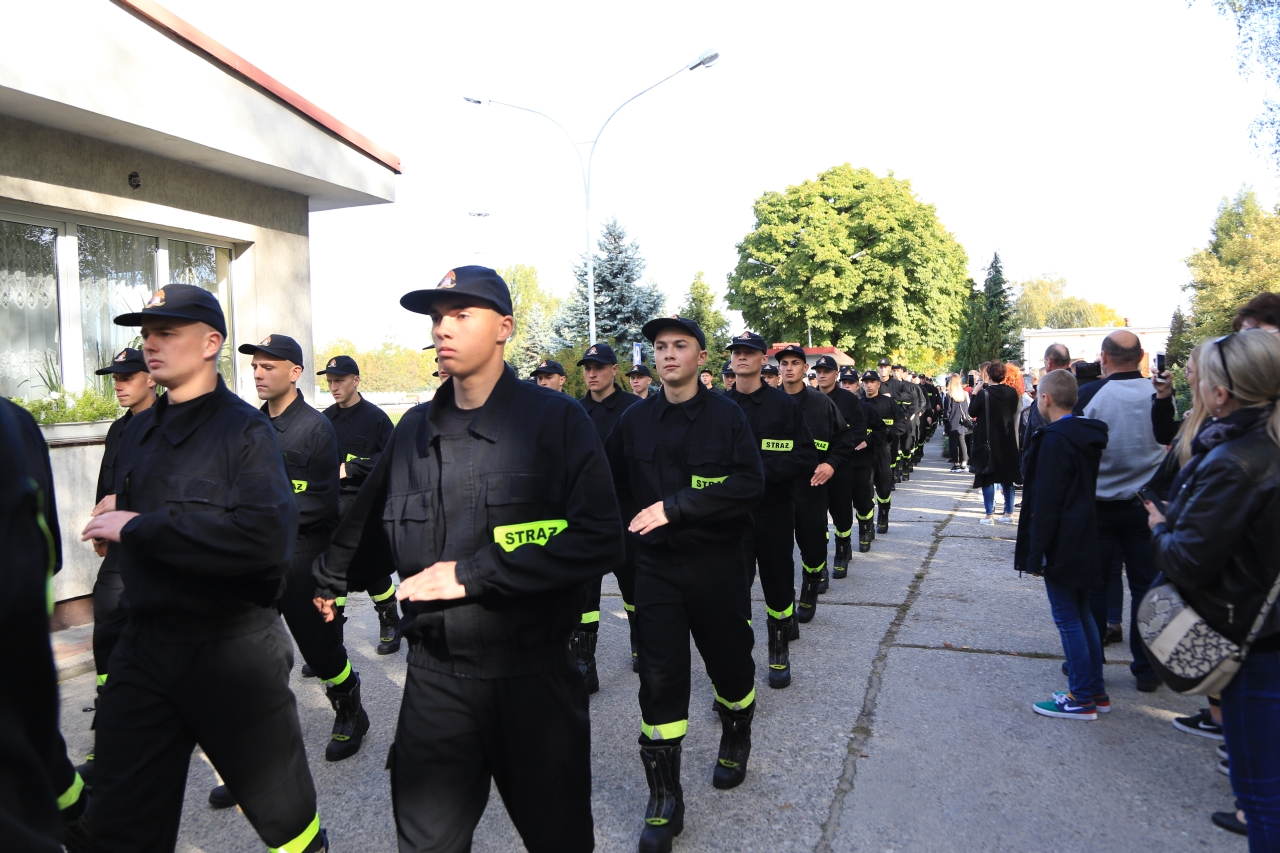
[57,433,1246,852]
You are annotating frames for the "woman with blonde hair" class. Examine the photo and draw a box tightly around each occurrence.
[943,374,971,472]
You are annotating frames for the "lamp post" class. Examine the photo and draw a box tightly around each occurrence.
[465,49,720,344]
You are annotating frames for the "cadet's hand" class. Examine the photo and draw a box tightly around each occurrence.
[92,538,108,558]
[314,597,338,622]
[855,441,867,451]
[398,562,465,602]
[91,494,116,516]
[339,463,347,479]
[810,463,835,486]
[81,511,140,544]
[630,501,669,535]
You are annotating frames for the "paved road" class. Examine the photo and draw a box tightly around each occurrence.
[57,434,1244,852]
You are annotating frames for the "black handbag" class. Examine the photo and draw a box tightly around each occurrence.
[968,389,992,475]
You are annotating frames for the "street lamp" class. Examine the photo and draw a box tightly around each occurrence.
[464,48,720,343]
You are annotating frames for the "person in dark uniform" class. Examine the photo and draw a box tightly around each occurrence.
[861,370,899,536]
[905,370,929,467]
[762,362,781,387]
[80,284,325,853]
[76,348,156,785]
[316,354,402,656]
[574,342,643,688]
[877,360,909,482]
[812,355,866,578]
[532,358,567,391]
[604,314,762,852]
[720,360,736,393]
[725,332,816,689]
[312,266,622,853]
[893,364,925,476]
[699,366,719,393]
[628,362,661,398]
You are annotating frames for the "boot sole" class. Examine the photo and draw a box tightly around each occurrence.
[832,569,848,579]
[376,641,402,655]
[768,672,791,689]
[639,819,683,853]
[712,767,747,789]
[326,713,371,762]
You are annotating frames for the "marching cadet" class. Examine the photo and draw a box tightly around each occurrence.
[315,355,402,656]
[313,266,621,853]
[81,284,326,853]
[725,332,816,689]
[532,358,568,391]
[892,364,924,476]
[720,360,736,392]
[861,370,899,535]
[77,348,156,785]
[839,366,860,394]
[575,342,643,688]
[877,359,909,481]
[762,362,781,387]
[777,345,854,615]
[605,315,763,853]
[629,362,661,398]
[698,366,719,393]
[812,355,865,577]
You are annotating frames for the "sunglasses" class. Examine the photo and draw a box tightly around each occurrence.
[1213,334,1235,397]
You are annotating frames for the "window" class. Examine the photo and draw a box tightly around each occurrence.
[0,220,60,398]
[169,240,233,382]
[79,225,157,381]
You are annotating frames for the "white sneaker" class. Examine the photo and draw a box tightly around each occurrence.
[979,516,995,525]
[998,514,1016,524]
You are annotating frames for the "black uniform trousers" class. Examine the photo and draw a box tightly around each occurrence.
[825,465,854,539]
[391,658,593,853]
[636,545,756,740]
[851,466,875,522]
[871,448,893,502]
[91,615,320,853]
[278,533,349,683]
[579,534,637,630]
[793,481,829,573]
[92,565,128,678]
[746,497,796,620]
[887,432,902,475]
[339,493,397,601]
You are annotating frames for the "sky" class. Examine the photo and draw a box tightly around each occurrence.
[161,0,1280,350]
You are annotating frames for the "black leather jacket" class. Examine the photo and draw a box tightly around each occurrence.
[1151,416,1280,647]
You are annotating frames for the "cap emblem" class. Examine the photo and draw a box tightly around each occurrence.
[670,313,680,319]
[146,289,166,307]
[260,336,272,346]
[114,350,128,362]
[587,346,598,355]
[539,360,548,368]
[328,358,338,368]
[437,270,457,289]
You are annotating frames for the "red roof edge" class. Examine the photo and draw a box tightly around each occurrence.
[117,0,402,175]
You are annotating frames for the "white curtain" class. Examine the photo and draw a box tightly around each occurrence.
[0,219,60,399]
[78,225,157,380]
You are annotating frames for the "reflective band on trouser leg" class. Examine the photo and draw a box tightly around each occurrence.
[97,673,108,687]
[802,561,825,575]
[835,528,852,538]
[370,585,396,602]
[334,597,347,607]
[580,611,601,625]
[270,812,321,853]
[57,772,85,810]
[324,660,352,687]
[766,603,794,621]
[641,719,688,741]
[714,687,756,712]
[858,510,874,520]
[623,601,635,613]
[875,495,891,505]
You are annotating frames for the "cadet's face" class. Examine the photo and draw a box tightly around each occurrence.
[779,356,807,385]
[878,366,891,380]
[582,362,617,392]
[730,347,764,376]
[655,332,706,387]
[629,374,651,394]
[863,379,881,397]
[723,374,735,388]
[535,372,565,391]
[428,298,514,380]
[252,355,302,401]
[815,367,838,392]
[764,373,780,387]
[327,373,359,404]
[140,319,222,388]
[840,379,857,391]
[113,371,155,408]
[700,372,714,388]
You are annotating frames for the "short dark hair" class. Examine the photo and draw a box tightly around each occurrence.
[1038,368,1078,410]
[1043,343,1071,368]
[986,361,1007,383]
[1101,333,1143,367]
[1233,291,1280,331]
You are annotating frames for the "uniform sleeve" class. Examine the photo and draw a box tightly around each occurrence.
[824,398,855,468]
[846,398,869,448]
[864,401,889,446]
[665,406,765,525]
[295,420,341,527]
[605,412,636,521]
[313,427,396,599]
[454,402,624,597]
[121,422,297,577]
[95,418,122,504]
[760,397,818,485]
[341,410,394,487]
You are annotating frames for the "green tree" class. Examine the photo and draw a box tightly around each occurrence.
[500,264,561,381]
[317,338,438,394]
[679,272,731,357]
[1204,1,1280,164]
[1167,305,1192,366]
[725,165,970,370]
[1014,274,1123,329]
[555,219,664,356]
[951,254,1020,370]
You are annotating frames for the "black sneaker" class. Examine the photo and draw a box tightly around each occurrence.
[1211,806,1247,836]
[1101,625,1123,646]
[1172,708,1224,740]
[209,784,236,809]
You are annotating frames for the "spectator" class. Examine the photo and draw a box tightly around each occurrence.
[1002,363,1029,447]
[1074,330,1168,691]
[1233,291,1280,333]
[1016,369,1110,720]
[969,361,1022,524]
[1146,329,1280,849]
[1025,344,1072,441]
[943,374,971,473]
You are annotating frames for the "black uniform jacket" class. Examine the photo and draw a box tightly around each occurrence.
[580,383,642,444]
[113,378,299,636]
[323,395,393,496]
[95,408,143,574]
[788,385,855,469]
[606,382,765,557]
[828,387,885,468]
[862,393,898,450]
[882,378,916,434]
[263,390,340,538]
[726,382,817,507]
[313,366,624,677]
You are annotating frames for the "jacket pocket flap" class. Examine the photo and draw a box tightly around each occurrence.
[486,473,560,505]
[283,449,311,468]
[166,475,230,506]
[625,438,655,462]
[387,490,435,522]
[686,445,730,466]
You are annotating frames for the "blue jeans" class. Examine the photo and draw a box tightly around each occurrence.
[1044,578,1105,705]
[981,483,1014,515]
[1221,647,1280,852]
[1087,500,1159,681]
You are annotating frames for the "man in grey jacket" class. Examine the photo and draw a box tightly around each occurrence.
[1073,330,1168,691]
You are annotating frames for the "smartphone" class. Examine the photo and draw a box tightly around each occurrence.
[1156,352,1166,374]
[1137,486,1167,515]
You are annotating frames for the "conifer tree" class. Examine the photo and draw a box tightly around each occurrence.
[554,219,664,356]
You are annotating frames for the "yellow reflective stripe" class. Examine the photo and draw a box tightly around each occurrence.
[32,480,55,615]
[370,585,396,602]
[882,418,894,425]
[802,561,825,574]
[835,528,853,538]
[344,453,369,462]
[96,673,108,687]
[324,660,352,686]
[623,601,635,613]
[57,773,85,810]
[269,812,321,853]
[767,603,794,620]
[714,687,756,711]
[692,474,727,489]
[814,439,829,451]
[875,495,891,504]
[493,519,568,552]
[761,439,794,451]
[291,480,308,493]
[334,596,347,607]
[641,719,688,741]
[857,509,875,520]
[581,611,600,625]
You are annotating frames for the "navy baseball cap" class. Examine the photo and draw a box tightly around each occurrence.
[721,360,735,376]
[239,334,304,367]
[317,355,359,376]
[761,363,779,376]
[861,370,881,382]
[400,266,514,317]
[878,358,892,367]
[531,359,565,377]
[114,283,227,338]
[94,347,148,375]
[642,314,706,350]
[775,344,807,362]
[577,343,618,366]
[727,330,767,352]
[813,355,840,371]
[839,366,859,381]
[627,363,653,378]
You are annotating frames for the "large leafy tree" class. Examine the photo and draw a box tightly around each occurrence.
[317,338,438,393]
[1014,275,1123,329]
[725,165,970,370]
[951,253,1021,370]
[499,264,561,380]
[1204,0,1280,164]
[555,219,664,357]
[679,272,731,357]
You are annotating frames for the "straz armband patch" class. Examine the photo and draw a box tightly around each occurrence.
[493,519,568,552]
[814,439,829,451]
[882,418,895,425]
[761,439,794,452]
[292,480,308,493]
[692,475,727,489]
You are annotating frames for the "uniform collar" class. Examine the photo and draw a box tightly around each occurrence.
[261,388,305,432]
[654,381,711,421]
[333,395,365,418]
[582,383,627,411]
[420,363,519,448]
[728,381,770,405]
[147,375,232,446]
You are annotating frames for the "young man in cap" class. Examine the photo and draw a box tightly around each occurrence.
[778,345,853,615]
[77,348,156,785]
[839,366,859,394]
[80,284,326,853]
[315,354,402,656]
[313,266,621,853]
[574,342,643,688]
[720,361,736,392]
[532,359,567,391]
[628,362,660,398]
[812,355,868,578]
[892,364,925,477]
[877,360,910,482]
[698,366,719,393]
[605,314,763,852]
[725,332,816,689]
[762,362,781,387]
[861,370,899,536]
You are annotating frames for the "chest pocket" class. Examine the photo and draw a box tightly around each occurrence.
[625,438,656,463]
[165,475,231,509]
[345,434,373,460]
[686,445,732,481]
[282,449,311,474]
[485,472,562,545]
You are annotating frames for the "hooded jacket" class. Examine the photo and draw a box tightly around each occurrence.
[1014,415,1109,586]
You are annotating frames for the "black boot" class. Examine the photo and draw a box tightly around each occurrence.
[767,617,791,689]
[877,503,890,535]
[833,536,851,578]
[858,517,872,552]
[208,784,236,809]
[712,702,754,790]
[374,597,402,655]
[301,662,316,678]
[797,571,820,623]
[817,563,830,594]
[74,753,94,789]
[627,610,640,673]
[788,609,800,641]
[639,742,684,853]
[325,673,370,762]
[61,787,91,853]
[570,629,599,694]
